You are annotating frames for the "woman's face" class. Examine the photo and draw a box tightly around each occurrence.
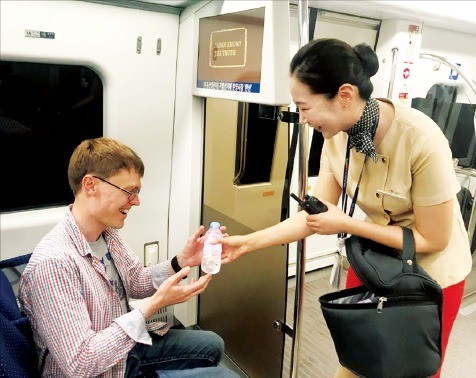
[290,74,348,139]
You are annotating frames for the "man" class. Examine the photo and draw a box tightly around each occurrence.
[19,137,238,377]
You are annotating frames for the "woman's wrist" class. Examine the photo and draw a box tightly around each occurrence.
[243,234,258,255]
[343,216,354,235]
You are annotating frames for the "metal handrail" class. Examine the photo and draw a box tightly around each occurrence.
[232,103,248,185]
[387,47,399,98]
[419,53,476,97]
[290,1,309,377]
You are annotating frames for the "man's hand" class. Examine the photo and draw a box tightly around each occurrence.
[141,267,212,319]
[177,225,228,268]
[177,226,205,268]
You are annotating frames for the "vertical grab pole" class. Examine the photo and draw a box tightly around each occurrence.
[290,1,309,377]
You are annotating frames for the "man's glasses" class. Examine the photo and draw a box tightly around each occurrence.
[92,175,140,201]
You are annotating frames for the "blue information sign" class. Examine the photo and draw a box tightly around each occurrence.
[196,80,260,93]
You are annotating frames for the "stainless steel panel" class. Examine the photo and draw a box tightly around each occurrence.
[199,98,289,377]
[200,207,287,377]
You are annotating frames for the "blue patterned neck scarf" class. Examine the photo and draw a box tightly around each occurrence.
[346,98,379,163]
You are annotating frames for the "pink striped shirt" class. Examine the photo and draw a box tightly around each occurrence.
[19,206,171,377]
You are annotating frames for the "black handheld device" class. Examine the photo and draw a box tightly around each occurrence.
[290,193,328,214]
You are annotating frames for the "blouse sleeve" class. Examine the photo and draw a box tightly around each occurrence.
[411,131,461,206]
[319,140,332,173]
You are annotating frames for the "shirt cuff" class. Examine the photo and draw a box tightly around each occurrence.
[114,309,152,345]
[152,261,173,289]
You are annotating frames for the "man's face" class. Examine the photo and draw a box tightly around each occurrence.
[91,169,142,230]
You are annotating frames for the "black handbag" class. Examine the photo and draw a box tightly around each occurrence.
[319,227,443,378]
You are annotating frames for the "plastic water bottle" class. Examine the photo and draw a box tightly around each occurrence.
[201,222,222,274]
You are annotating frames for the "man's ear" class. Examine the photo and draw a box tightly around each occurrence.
[83,175,96,196]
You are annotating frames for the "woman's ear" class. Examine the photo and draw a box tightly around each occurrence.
[338,83,355,108]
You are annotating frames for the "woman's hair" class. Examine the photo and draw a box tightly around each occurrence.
[290,38,379,100]
[68,137,145,195]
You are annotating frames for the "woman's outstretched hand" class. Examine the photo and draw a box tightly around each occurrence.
[215,235,250,264]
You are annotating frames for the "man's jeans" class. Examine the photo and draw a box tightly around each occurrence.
[125,329,240,377]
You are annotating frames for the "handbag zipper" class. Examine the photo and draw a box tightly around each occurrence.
[377,297,387,313]
[376,295,439,314]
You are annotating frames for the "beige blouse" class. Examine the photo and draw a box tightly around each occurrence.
[320,98,472,288]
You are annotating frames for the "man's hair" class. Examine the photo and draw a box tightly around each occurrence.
[68,137,145,195]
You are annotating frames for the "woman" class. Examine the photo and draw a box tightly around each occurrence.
[219,39,472,377]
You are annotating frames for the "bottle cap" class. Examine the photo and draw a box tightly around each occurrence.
[210,221,221,229]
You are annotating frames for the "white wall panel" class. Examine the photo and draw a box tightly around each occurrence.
[0,1,179,264]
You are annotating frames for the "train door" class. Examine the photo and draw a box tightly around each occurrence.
[197,7,381,377]
[199,98,289,377]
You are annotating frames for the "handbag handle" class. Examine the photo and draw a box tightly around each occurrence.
[401,227,418,273]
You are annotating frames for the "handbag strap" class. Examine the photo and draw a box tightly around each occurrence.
[401,227,418,273]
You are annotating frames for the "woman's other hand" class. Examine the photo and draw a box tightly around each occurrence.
[305,200,351,235]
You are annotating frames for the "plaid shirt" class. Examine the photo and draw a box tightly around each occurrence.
[19,206,170,377]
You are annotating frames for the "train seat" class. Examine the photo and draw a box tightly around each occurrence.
[0,253,40,377]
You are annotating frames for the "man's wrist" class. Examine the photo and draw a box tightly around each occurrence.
[138,307,148,320]
[171,255,188,279]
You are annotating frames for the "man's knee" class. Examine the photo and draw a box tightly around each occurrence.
[201,331,225,355]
